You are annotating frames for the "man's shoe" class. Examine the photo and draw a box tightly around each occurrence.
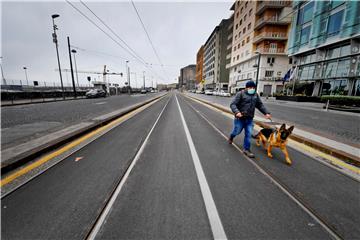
[243,149,255,158]
[228,136,233,144]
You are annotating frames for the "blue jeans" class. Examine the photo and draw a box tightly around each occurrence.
[230,118,253,150]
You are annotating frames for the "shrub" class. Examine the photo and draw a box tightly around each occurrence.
[321,95,360,106]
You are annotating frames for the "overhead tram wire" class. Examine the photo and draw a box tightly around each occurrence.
[65,0,147,66]
[130,0,171,81]
[66,2,166,84]
[79,0,147,65]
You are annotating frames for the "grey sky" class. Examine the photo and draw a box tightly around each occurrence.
[2,1,233,87]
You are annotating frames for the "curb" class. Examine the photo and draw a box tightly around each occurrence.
[184,94,360,168]
[1,94,167,174]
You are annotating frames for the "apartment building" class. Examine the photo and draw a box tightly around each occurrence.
[288,0,360,96]
[179,64,196,90]
[203,18,232,91]
[196,46,204,90]
[229,0,292,96]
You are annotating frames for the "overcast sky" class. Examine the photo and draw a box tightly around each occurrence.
[2,0,233,87]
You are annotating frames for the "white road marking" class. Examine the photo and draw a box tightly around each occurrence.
[87,96,171,240]
[94,102,107,105]
[175,94,227,240]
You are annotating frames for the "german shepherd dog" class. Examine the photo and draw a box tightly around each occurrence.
[252,124,294,165]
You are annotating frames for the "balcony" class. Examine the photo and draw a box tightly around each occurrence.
[253,32,287,44]
[256,1,291,15]
[254,15,291,30]
[256,47,286,54]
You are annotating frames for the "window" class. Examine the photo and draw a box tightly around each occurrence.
[235,35,238,40]
[267,57,275,64]
[298,1,314,25]
[336,59,350,77]
[331,0,345,8]
[249,9,252,16]
[340,45,350,56]
[265,71,274,77]
[300,25,311,45]
[235,24,238,30]
[289,58,293,64]
[247,72,252,79]
[244,14,247,21]
[234,46,237,51]
[237,55,239,60]
[246,36,250,43]
[245,2,248,8]
[238,43,240,48]
[326,47,340,59]
[242,40,245,46]
[240,19,242,26]
[243,28,246,34]
[248,23,251,30]
[236,11,239,18]
[327,10,344,36]
[241,7,243,13]
[323,61,337,78]
[239,32,241,37]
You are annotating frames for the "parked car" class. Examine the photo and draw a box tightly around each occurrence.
[85,89,106,98]
[219,90,231,97]
[195,90,202,94]
[140,89,147,94]
[205,90,213,95]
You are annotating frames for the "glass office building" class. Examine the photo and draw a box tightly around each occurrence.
[288,0,360,96]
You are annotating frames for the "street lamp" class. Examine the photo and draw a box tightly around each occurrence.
[23,67,29,86]
[126,60,131,94]
[71,49,79,87]
[253,51,261,93]
[51,14,65,99]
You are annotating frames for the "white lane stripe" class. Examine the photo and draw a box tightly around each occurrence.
[175,94,227,240]
[94,102,107,105]
[87,96,171,240]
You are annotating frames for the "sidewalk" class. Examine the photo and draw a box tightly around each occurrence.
[185,93,360,167]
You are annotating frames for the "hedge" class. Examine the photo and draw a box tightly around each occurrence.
[321,95,360,106]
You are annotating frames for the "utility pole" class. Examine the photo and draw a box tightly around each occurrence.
[51,14,65,99]
[23,67,29,86]
[67,36,77,98]
[255,52,261,93]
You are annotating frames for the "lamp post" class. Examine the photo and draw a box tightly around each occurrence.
[143,71,146,89]
[23,67,29,86]
[253,51,261,93]
[126,60,131,94]
[130,72,137,89]
[71,49,79,87]
[51,14,65,99]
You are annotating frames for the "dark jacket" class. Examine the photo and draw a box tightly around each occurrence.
[230,90,270,118]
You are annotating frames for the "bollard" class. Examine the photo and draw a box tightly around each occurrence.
[325,99,329,111]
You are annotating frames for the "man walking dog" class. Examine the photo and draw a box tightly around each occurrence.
[228,80,271,158]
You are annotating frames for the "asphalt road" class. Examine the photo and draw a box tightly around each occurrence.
[2,92,359,239]
[1,93,162,149]
[187,93,360,145]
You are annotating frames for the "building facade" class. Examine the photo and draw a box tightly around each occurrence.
[288,0,360,96]
[179,64,196,90]
[203,18,232,91]
[228,0,292,95]
[196,46,204,90]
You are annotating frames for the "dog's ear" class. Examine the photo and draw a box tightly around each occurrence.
[288,126,294,133]
[280,124,286,131]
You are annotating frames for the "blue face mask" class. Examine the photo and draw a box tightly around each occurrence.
[247,89,256,95]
